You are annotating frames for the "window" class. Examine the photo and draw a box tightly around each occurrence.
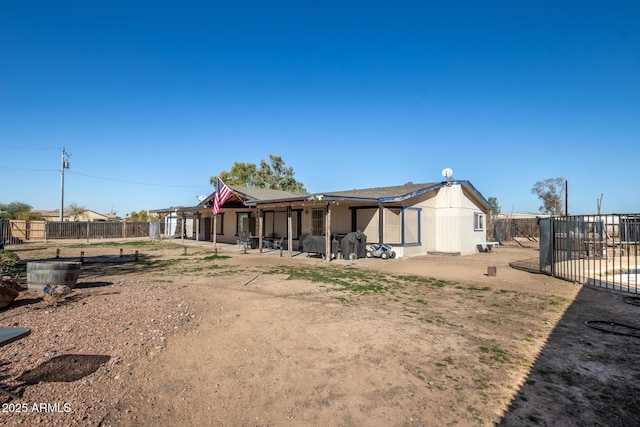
[236,212,254,236]
[403,207,421,245]
[474,212,485,231]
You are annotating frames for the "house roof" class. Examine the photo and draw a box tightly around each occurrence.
[228,185,308,201]
[321,182,442,201]
[198,185,307,206]
[34,209,61,217]
[153,181,490,212]
[250,181,491,209]
[34,209,117,219]
[152,186,308,213]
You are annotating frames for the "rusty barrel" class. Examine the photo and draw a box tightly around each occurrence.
[27,261,82,292]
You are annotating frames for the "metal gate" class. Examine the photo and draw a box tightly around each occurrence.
[149,222,160,239]
[540,215,640,293]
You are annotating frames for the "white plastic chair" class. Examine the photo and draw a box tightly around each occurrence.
[272,237,285,250]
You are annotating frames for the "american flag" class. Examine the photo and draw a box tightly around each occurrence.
[212,178,232,216]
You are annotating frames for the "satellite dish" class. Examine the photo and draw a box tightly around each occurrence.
[442,168,454,186]
[197,195,206,202]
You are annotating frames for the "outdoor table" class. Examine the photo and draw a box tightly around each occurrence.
[0,327,31,399]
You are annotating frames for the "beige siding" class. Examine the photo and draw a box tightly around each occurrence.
[434,185,464,254]
[424,184,489,255]
[330,204,352,235]
[460,187,489,255]
[356,208,378,242]
[214,209,242,244]
[206,182,489,257]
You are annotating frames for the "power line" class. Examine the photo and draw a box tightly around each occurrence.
[67,171,211,188]
[0,166,212,189]
[0,146,60,150]
[0,166,58,172]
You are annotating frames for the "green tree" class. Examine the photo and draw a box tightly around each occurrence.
[532,178,565,215]
[0,202,44,220]
[487,197,501,216]
[67,202,86,221]
[214,162,258,187]
[210,155,307,193]
[126,210,158,222]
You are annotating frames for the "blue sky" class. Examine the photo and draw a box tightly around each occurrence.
[1,1,638,217]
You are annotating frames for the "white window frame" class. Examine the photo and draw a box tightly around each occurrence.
[474,212,485,231]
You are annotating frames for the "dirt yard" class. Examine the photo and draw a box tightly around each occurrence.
[1,240,640,426]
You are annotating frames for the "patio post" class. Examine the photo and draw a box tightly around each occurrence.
[325,202,332,261]
[259,209,264,253]
[287,206,292,257]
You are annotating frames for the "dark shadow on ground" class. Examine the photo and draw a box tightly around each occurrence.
[0,360,25,401]
[74,281,113,289]
[0,297,43,311]
[17,354,111,384]
[16,253,176,281]
[18,254,149,265]
[498,285,640,426]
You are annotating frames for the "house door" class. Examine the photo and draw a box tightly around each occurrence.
[311,209,324,236]
[238,213,256,236]
[203,217,211,241]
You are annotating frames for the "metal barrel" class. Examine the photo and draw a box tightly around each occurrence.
[26,261,82,292]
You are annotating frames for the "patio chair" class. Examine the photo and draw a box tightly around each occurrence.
[240,232,251,251]
[272,237,285,250]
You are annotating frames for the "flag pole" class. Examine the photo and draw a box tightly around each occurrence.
[213,214,217,248]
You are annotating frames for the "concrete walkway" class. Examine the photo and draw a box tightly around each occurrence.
[162,237,300,257]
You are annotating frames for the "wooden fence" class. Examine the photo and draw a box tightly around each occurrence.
[0,220,159,245]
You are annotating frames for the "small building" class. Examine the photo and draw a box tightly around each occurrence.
[34,209,118,222]
[152,179,492,257]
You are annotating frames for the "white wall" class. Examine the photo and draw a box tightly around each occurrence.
[421,184,488,255]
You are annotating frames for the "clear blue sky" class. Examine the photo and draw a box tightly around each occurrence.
[1,1,638,217]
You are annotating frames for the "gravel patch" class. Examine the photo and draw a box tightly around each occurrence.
[0,278,193,426]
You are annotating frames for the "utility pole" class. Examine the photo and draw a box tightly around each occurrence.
[564,179,569,216]
[597,193,604,216]
[60,148,71,221]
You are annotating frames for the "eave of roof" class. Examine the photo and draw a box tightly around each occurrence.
[152,181,491,212]
[252,180,491,209]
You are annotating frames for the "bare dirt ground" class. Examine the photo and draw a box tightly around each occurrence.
[1,240,640,426]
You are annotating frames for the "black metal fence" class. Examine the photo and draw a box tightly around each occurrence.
[540,214,640,293]
[0,220,159,245]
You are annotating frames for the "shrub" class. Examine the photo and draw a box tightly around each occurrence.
[0,251,20,276]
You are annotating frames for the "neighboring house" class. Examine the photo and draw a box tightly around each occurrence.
[34,209,118,222]
[152,180,492,257]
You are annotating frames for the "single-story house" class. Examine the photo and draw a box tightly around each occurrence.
[152,179,492,258]
[34,209,118,222]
